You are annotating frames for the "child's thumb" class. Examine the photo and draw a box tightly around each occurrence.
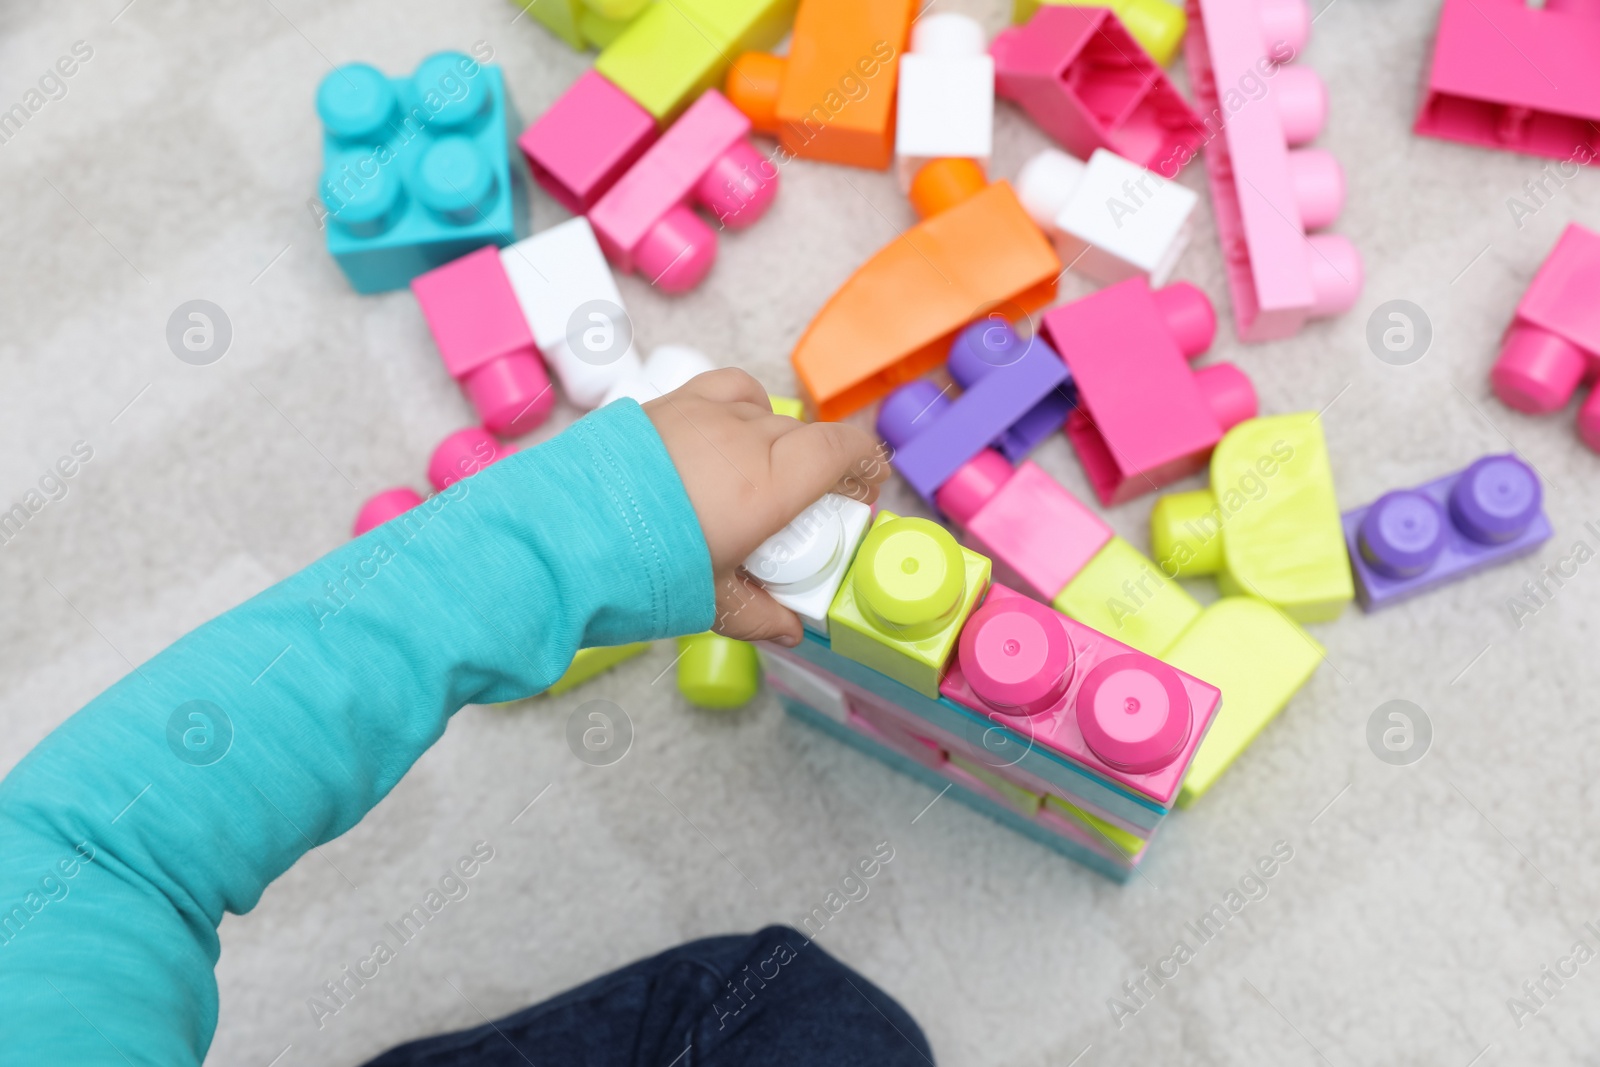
[714,572,804,647]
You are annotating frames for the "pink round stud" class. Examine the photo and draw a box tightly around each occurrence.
[957,595,1075,718]
[428,427,508,491]
[1152,282,1217,359]
[695,139,779,230]
[635,203,718,293]
[1193,363,1258,432]
[1258,0,1310,58]
[1274,67,1328,146]
[1075,654,1192,774]
[1288,148,1345,231]
[1307,234,1362,319]
[1492,324,1587,413]
[352,488,423,537]
[1577,388,1600,453]
[462,353,553,437]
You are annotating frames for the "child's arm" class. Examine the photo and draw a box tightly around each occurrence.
[0,374,884,1066]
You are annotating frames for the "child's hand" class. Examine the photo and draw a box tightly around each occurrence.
[643,369,890,646]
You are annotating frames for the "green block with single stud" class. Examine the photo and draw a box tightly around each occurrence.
[676,632,761,708]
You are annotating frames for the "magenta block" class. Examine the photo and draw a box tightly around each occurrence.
[940,585,1220,807]
[937,451,1113,602]
[352,488,424,537]
[518,70,659,215]
[1491,223,1600,453]
[412,246,554,436]
[589,89,778,294]
[1416,0,1600,163]
[991,5,1203,171]
[427,427,512,491]
[1185,0,1361,341]
[875,330,1072,505]
[1040,278,1256,505]
[1343,454,1553,612]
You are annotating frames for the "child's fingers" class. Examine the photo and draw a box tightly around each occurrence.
[678,367,771,408]
[767,420,890,521]
[714,573,804,646]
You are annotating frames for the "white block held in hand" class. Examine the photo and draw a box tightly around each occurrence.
[894,14,995,190]
[1016,148,1198,286]
[500,217,644,409]
[600,344,716,406]
[743,493,872,636]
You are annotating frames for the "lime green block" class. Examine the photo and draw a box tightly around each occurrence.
[949,753,1045,816]
[828,511,991,699]
[513,0,651,50]
[597,0,798,123]
[768,395,806,421]
[1012,0,1186,67]
[677,632,761,709]
[1052,536,1201,657]
[579,1,651,47]
[1044,794,1148,857]
[1153,414,1353,624]
[1168,597,1323,807]
[547,643,651,694]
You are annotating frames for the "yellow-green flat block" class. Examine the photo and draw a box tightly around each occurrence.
[547,642,651,694]
[1053,536,1201,657]
[1168,597,1323,807]
[768,395,806,421]
[1012,0,1186,66]
[579,1,650,48]
[827,511,990,700]
[597,0,798,123]
[514,0,652,50]
[1044,794,1148,857]
[949,752,1045,816]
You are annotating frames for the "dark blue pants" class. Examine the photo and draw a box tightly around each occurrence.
[360,925,933,1066]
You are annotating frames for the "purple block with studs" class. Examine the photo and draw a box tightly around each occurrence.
[1342,454,1553,611]
[876,323,1073,504]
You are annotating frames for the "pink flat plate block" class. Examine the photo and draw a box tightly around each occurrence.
[518,70,659,215]
[1416,0,1600,163]
[1184,0,1361,341]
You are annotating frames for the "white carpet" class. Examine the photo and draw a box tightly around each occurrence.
[3,0,1599,1063]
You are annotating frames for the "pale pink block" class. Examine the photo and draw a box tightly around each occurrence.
[1185,0,1361,341]
[412,246,553,436]
[353,488,424,537]
[518,70,659,215]
[1415,0,1600,163]
[428,427,511,491]
[589,89,778,293]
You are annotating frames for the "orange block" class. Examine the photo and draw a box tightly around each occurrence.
[725,0,914,169]
[792,160,1062,420]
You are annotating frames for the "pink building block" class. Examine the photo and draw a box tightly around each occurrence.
[519,70,659,215]
[940,585,1220,807]
[1184,0,1361,341]
[589,88,779,293]
[1415,0,1600,163]
[991,5,1203,171]
[936,450,1113,602]
[1040,278,1257,505]
[1491,223,1600,452]
[411,246,554,436]
[427,427,512,491]
[352,488,424,537]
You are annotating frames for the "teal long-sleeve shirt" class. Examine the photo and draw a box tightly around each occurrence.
[0,401,714,1064]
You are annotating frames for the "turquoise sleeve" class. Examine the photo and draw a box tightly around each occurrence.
[0,401,714,1065]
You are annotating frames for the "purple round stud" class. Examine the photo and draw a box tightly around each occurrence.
[1449,454,1541,545]
[875,380,950,449]
[948,318,1025,387]
[1358,490,1445,579]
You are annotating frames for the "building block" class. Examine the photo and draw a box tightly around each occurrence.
[827,512,991,699]
[1014,0,1188,67]
[947,752,1045,816]
[512,0,653,51]
[1343,454,1552,612]
[1016,147,1197,286]
[943,320,1078,463]
[1040,278,1257,505]
[500,218,644,409]
[518,70,658,214]
[1054,537,1203,657]
[843,699,948,773]
[992,6,1202,171]
[352,488,425,537]
[317,53,521,294]
[1151,412,1353,622]
[677,632,761,708]
[941,585,1220,806]
[768,395,806,420]
[762,648,853,722]
[1164,596,1320,805]
[744,493,873,635]
[547,643,652,695]
[596,0,799,124]
[427,427,511,490]
[1042,793,1149,858]
[601,345,716,406]
[1491,223,1600,452]
[1415,0,1600,163]
[1184,0,1361,340]
[895,14,995,187]
[792,159,1062,420]
[412,247,553,436]
[589,88,779,293]
[875,330,1072,504]
[725,0,913,169]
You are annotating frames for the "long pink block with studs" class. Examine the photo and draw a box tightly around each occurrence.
[1183,0,1361,341]
[589,88,779,294]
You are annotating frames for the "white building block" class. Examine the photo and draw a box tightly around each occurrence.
[894,14,995,189]
[599,344,716,406]
[743,493,872,636]
[761,648,852,724]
